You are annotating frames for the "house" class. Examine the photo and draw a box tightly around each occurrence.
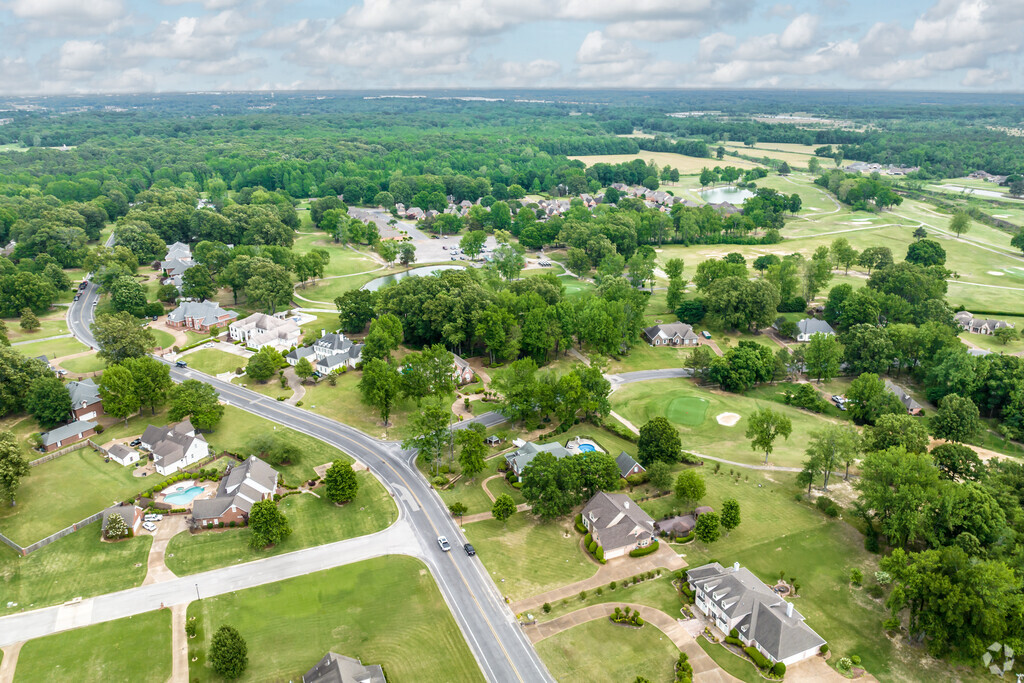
[687,562,825,667]
[954,311,1014,335]
[302,652,386,683]
[141,419,210,475]
[107,443,140,466]
[286,345,317,367]
[39,420,97,452]
[581,491,657,559]
[312,332,364,371]
[161,242,196,288]
[616,451,645,479]
[643,322,699,347]
[794,318,835,342]
[101,503,143,536]
[883,380,923,416]
[229,313,301,352]
[452,354,474,385]
[167,300,237,333]
[657,514,697,538]
[67,378,103,420]
[504,441,571,477]
[710,202,741,215]
[191,456,279,527]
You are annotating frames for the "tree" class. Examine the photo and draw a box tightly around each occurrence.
[805,424,861,490]
[358,359,401,430]
[856,446,939,547]
[0,349,52,417]
[92,312,156,363]
[699,168,718,188]
[0,430,30,505]
[210,625,248,679]
[245,347,283,382]
[841,324,895,376]
[778,161,792,176]
[720,498,741,533]
[674,470,705,511]
[647,460,673,492]
[399,242,417,266]
[98,364,140,425]
[105,512,129,539]
[169,379,224,430]
[121,356,172,415]
[248,499,291,549]
[180,264,216,300]
[0,271,57,317]
[456,426,487,477]
[830,238,858,274]
[246,432,299,467]
[637,417,682,466]
[362,313,403,362]
[993,327,1020,345]
[460,230,487,260]
[930,443,984,481]
[905,239,946,267]
[949,210,970,237]
[930,393,981,443]
[521,452,580,520]
[323,460,359,504]
[492,242,526,281]
[846,372,906,426]
[294,356,315,383]
[26,376,71,429]
[865,413,929,454]
[745,408,792,465]
[0,321,7,348]
[804,332,841,382]
[377,240,399,266]
[334,289,376,334]
[108,275,147,315]
[695,511,721,544]
[402,398,452,474]
[19,308,39,332]
[664,258,684,279]
[156,282,178,302]
[492,493,517,522]
[856,246,893,275]
[1010,179,1024,198]
[704,277,780,332]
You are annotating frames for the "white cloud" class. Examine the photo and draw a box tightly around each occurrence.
[57,40,108,71]
[161,0,243,8]
[962,67,1009,88]
[491,58,561,86]
[123,16,239,61]
[779,13,818,50]
[6,0,122,21]
[576,31,645,65]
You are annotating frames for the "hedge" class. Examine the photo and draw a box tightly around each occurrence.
[584,532,592,546]
[629,540,660,557]
[772,662,786,676]
[596,546,604,562]
[744,647,770,670]
[574,513,587,535]
[725,636,743,647]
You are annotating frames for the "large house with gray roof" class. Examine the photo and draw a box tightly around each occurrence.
[302,652,386,683]
[504,441,571,477]
[229,312,301,352]
[883,379,923,415]
[191,456,279,527]
[161,241,196,289]
[794,318,835,342]
[312,331,364,373]
[67,378,103,421]
[167,299,237,333]
[954,310,1014,336]
[141,419,209,475]
[581,491,656,559]
[40,420,97,452]
[687,562,825,667]
[643,322,699,347]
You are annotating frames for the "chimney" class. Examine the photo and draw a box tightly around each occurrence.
[786,602,793,618]
[321,329,326,337]
[733,562,740,572]
[624,501,629,509]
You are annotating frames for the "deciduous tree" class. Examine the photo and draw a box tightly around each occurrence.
[745,408,792,465]
[637,417,682,466]
[456,425,487,477]
[695,511,721,544]
[210,625,248,679]
[324,460,359,504]
[26,376,71,429]
[169,379,224,430]
[92,311,157,363]
[674,470,705,511]
[930,393,981,443]
[720,499,741,533]
[492,493,516,522]
[358,359,401,430]
[0,430,30,505]
[248,499,291,549]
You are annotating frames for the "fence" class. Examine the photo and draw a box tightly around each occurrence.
[0,511,104,557]
[27,438,99,467]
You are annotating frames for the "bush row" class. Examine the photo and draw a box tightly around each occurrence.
[574,514,587,535]
[629,540,660,557]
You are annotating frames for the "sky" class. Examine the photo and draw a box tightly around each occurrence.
[0,0,1022,94]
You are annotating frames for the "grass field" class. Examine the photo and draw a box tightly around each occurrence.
[605,341,694,373]
[150,328,176,349]
[0,526,151,614]
[164,473,396,574]
[720,142,833,169]
[697,638,761,683]
[5,312,70,343]
[183,348,245,375]
[463,513,595,601]
[60,353,106,374]
[611,378,838,468]
[666,395,709,426]
[12,335,89,361]
[536,619,680,683]
[231,375,294,400]
[297,270,393,303]
[291,234,381,277]
[536,575,682,623]
[187,556,483,682]
[570,151,761,174]
[14,609,171,683]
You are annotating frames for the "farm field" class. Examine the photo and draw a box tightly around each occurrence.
[720,142,833,168]
[536,619,681,683]
[186,556,483,682]
[569,151,760,174]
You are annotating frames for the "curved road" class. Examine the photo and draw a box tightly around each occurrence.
[58,288,551,683]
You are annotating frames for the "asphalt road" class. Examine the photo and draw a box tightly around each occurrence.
[65,230,113,349]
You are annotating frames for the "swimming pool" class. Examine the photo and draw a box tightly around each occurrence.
[578,444,596,452]
[163,486,205,505]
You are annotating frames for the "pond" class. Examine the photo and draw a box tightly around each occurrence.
[361,265,466,291]
[699,186,755,204]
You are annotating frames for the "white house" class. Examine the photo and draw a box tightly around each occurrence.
[191,456,279,527]
[687,562,825,667]
[285,346,317,367]
[229,312,301,352]
[107,443,141,467]
[795,318,836,342]
[312,332,364,373]
[141,419,209,475]
[954,310,1014,335]
[581,491,656,560]
[643,322,699,347]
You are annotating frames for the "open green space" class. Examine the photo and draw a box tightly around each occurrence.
[12,335,89,361]
[184,348,246,375]
[430,450,525,515]
[187,556,483,682]
[536,618,680,683]
[696,638,761,683]
[611,378,838,468]
[165,473,395,574]
[231,375,294,400]
[535,575,682,623]
[0,526,151,614]
[292,234,382,277]
[5,312,70,343]
[149,328,176,349]
[666,395,709,426]
[297,270,392,304]
[60,353,106,374]
[605,338,694,373]
[463,513,595,601]
[14,609,171,683]
[570,151,760,173]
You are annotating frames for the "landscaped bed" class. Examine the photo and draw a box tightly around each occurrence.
[186,556,483,682]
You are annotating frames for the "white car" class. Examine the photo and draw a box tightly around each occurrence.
[144,513,163,522]
[142,521,157,532]
[437,536,452,552]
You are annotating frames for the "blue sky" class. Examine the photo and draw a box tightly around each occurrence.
[0,0,1021,94]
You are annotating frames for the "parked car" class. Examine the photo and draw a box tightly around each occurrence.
[463,543,476,556]
[142,521,157,532]
[144,513,162,522]
[702,330,712,339]
[175,360,188,368]
[130,438,142,447]
[437,536,451,552]
[451,256,458,261]
[442,245,448,250]
[73,295,80,302]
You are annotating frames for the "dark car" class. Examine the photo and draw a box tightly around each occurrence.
[463,543,476,556]
[175,360,188,368]
[130,438,142,447]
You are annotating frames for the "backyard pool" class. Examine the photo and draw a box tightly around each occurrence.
[579,444,596,452]
[163,485,205,506]
[566,437,604,454]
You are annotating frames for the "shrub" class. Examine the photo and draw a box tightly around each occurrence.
[866,584,884,599]
[874,570,892,585]
[512,481,523,489]
[574,514,587,534]
[431,475,448,487]
[542,602,551,613]
[850,655,861,666]
[596,546,605,562]
[228,521,236,528]
[837,657,852,673]
[744,646,770,669]
[729,628,739,638]
[629,540,660,557]
[815,496,841,517]
[587,540,597,554]
[609,580,617,590]
[882,616,900,632]
[849,568,863,586]
[596,587,603,596]
[579,590,587,601]
[276,396,286,401]
[819,644,829,655]
[675,652,694,682]
[772,661,786,676]
[295,401,303,407]
[864,534,880,553]
[95,424,105,434]
[584,533,592,546]
[725,636,743,646]
[184,621,197,638]
[218,522,224,528]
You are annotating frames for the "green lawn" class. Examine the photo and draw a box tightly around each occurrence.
[297,271,389,303]
[187,556,483,682]
[231,375,294,401]
[12,336,89,360]
[184,348,246,375]
[430,451,524,515]
[536,619,680,683]
[291,234,381,277]
[5,313,70,343]
[150,328,176,349]
[15,610,170,682]
[605,341,694,373]
[59,353,106,374]
[534,575,682,622]
[611,378,839,467]
[0,448,163,545]
[164,473,396,574]
[697,638,761,683]
[0,526,151,614]
[464,514,595,601]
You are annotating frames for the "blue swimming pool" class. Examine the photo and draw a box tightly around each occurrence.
[164,486,204,505]
[579,444,596,452]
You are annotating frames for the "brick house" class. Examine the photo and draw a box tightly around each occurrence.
[191,456,279,528]
[39,420,97,452]
[166,300,237,333]
[67,378,103,421]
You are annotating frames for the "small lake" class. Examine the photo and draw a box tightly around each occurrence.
[699,187,755,204]
[361,265,466,291]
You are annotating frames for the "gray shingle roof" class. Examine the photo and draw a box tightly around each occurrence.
[286,346,317,362]
[302,652,386,683]
[101,504,140,532]
[505,441,570,473]
[582,491,655,552]
[168,300,237,326]
[644,322,698,343]
[883,380,922,413]
[108,443,138,461]
[615,451,644,478]
[67,379,100,409]
[193,456,278,520]
[796,318,835,337]
[40,420,96,447]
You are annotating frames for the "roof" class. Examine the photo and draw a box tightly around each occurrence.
[643,322,698,343]
[796,318,835,336]
[505,441,571,473]
[883,380,922,413]
[67,378,101,408]
[231,313,300,342]
[40,420,96,447]
[314,332,355,352]
[101,504,140,531]
[194,456,278,520]
[161,257,194,277]
[582,491,656,551]
[167,300,237,326]
[656,514,696,535]
[286,346,317,362]
[108,443,138,460]
[615,451,644,478]
[302,652,386,683]
[142,420,206,469]
[224,456,278,494]
[165,241,191,260]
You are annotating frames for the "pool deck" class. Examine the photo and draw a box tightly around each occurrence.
[565,437,604,455]
[157,480,219,509]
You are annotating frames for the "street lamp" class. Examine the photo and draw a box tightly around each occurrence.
[195,583,200,601]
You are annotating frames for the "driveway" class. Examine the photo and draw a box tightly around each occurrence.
[142,515,189,585]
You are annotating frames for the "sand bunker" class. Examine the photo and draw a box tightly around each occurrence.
[716,412,741,426]
[988,271,1006,276]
